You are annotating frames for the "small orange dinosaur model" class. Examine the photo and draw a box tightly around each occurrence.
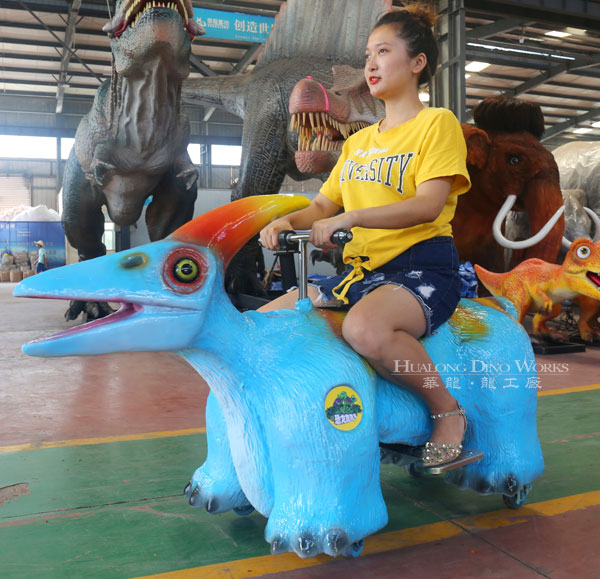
[474,238,600,342]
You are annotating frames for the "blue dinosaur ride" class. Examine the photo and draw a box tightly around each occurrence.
[15,194,544,559]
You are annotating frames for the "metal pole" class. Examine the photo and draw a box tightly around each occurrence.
[298,239,308,300]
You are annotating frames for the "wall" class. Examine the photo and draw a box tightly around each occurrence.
[0,159,60,211]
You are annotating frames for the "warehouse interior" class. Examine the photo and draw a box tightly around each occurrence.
[1,0,600,577]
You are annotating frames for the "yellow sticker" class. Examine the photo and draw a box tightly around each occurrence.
[324,385,363,431]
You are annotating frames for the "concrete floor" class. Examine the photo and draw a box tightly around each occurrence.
[1,281,599,578]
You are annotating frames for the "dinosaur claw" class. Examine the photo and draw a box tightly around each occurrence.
[324,529,349,556]
[188,487,200,506]
[343,539,365,558]
[206,497,219,513]
[270,536,288,555]
[504,474,519,495]
[183,481,192,498]
[296,533,318,558]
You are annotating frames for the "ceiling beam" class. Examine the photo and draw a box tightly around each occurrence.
[466,17,532,39]
[0,52,109,67]
[465,0,600,29]
[506,59,600,98]
[189,55,218,77]
[541,107,600,142]
[56,0,82,114]
[2,0,110,18]
[14,0,105,86]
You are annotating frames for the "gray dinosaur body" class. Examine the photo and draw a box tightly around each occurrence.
[62,0,203,319]
[182,0,390,294]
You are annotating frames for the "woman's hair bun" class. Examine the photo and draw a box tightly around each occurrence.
[403,3,440,28]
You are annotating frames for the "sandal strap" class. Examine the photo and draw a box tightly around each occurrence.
[431,405,466,420]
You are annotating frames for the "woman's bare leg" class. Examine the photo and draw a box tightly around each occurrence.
[341,284,465,447]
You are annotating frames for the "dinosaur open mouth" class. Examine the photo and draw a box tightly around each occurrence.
[586,271,600,289]
[109,0,201,39]
[29,302,141,344]
[290,112,370,152]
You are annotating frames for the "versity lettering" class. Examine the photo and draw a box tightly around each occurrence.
[340,152,415,194]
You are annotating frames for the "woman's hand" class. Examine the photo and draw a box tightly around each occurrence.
[310,212,355,249]
[259,217,293,250]
[259,193,343,250]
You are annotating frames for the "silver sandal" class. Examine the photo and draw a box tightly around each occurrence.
[421,405,467,467]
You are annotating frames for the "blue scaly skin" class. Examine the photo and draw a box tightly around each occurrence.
[15,196,544,559]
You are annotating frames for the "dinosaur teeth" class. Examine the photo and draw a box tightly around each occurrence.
[290,110,364,152]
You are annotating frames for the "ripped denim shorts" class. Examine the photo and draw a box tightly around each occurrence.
[312,236,461,337]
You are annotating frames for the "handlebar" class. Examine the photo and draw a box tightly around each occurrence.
[261,229,352,302]
[277,229,353,249]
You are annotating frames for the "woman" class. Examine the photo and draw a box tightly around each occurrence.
[260,4,471,466]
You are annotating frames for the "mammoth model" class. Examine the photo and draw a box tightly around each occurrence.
[16,195,543,558]
[455,97,565,272]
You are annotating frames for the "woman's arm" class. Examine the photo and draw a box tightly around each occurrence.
[259,193,341,250]
[352,176,453,229]
[310,176,453,248]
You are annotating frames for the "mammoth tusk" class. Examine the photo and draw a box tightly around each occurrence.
[493,194,565,250]
[561,206,600,249]
[584,207,600,242]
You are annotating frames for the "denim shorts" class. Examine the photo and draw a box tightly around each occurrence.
[313,236,461,336]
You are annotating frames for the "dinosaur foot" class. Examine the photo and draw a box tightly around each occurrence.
[575,329,600,344]
[183,466,251,515]
[531,329,570,344]
[269,528,364,559]
[445,469,529,497]
[65,300,114,322]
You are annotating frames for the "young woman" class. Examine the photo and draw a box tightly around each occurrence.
[259,5,471,466]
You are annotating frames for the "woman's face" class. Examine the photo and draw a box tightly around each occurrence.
[364,24,424,101]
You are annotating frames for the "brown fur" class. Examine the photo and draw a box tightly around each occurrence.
[453,97,564,273]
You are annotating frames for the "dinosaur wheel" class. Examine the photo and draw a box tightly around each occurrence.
[503,484,532,509]
[405,462,424,478]
[343,539,364,558]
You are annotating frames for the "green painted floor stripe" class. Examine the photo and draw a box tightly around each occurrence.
[0,428,207,454]
[0,389,598,578]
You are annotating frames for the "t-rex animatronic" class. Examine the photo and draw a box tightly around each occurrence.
[182,0,389,297]
[475,238,600,342]
[16,195,543,559]
[61,0,204,320]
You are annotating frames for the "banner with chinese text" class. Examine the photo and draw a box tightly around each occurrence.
[193,8,274,43]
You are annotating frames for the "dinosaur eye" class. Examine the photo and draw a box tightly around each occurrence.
[163,248,207,294]
[173,258,199,283]
[508,155,521,166]
[576,245,591,259]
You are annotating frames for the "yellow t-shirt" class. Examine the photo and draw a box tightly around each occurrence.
[320,107,470,271]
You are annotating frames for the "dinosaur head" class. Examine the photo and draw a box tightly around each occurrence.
[15,195,309,358]
[103,0,205,77]
[562,238,600,298]
[289,66,384,174]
